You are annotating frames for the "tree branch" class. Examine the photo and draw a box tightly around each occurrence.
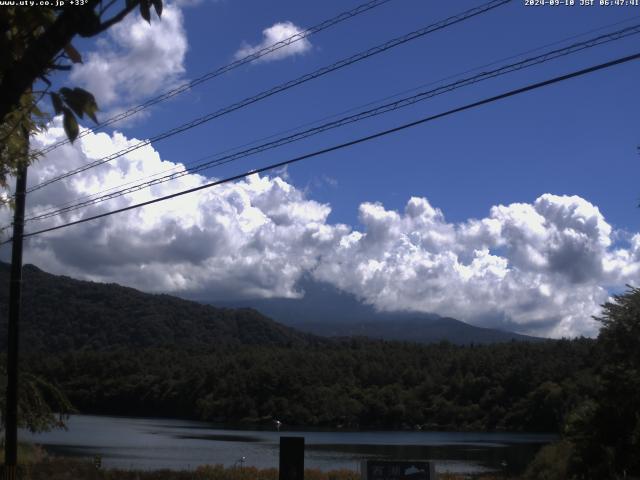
[0,0,142,125]
[48,64,72,71]
[0,4,99,124]
[99,0,119,16]
[91,1,139,35]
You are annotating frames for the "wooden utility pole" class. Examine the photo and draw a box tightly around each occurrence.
[4,133,28,480]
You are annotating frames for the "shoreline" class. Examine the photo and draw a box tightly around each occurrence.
[45,412,559,436]
[20,414,547,477]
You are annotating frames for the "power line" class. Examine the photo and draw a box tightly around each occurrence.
[29,0,394,159]
[7,51,638,244]
[25,15,640,221]
[22,22,640,224]
[26,0,511,194]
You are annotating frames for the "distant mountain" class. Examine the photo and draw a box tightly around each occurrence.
[214,278,540,344]
[0,262,319,352]
[0,262,538,353]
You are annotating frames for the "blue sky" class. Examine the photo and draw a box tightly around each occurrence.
[146,0,640,228]
[3,0,640,337]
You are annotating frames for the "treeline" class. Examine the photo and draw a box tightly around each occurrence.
[23,338,598,432]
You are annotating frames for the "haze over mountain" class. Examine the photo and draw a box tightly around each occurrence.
[212,277,540,344]
[0,262,538,351]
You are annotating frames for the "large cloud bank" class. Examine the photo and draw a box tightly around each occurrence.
[2,122,638,338]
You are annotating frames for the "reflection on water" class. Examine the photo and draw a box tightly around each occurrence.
[173,434,263,442]
[20,415,554,475]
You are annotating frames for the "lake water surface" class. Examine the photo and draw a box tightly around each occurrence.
[21,415,555,475]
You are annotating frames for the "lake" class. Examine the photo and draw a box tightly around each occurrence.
[20,415,555,475]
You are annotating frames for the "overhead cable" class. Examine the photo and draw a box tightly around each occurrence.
[26,0,512,194]
[29,0,395,158]
[28,14,640,219]
[23,22,640,223]
[6,50,638,244]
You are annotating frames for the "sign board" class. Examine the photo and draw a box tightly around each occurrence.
[361,460,436,480]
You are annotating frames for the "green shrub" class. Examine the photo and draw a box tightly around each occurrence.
[523,440,572,480]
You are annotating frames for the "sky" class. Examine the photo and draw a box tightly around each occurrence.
[1,0,639,338]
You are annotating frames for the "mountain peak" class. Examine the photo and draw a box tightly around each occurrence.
[213,277,540,345]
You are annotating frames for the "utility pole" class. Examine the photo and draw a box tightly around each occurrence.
[4,130,28,480]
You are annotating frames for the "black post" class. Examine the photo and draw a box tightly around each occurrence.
[279,436,304,480]
[4,160,28,480]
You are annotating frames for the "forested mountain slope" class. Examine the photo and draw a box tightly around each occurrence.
[0,262,318,352]
[0,262,598,433]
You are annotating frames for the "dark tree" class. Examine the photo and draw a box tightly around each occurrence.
[564,286,640,478]
[0,0,163,187]
[593,286,640,475]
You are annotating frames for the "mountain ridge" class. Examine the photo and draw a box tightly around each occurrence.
[211,277,541,344]
[0,262,319,352]
[0,262,540,351]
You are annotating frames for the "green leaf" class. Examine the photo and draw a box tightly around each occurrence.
[76,11,102,38]
[63,43,82,64]
[61,90,84,119]
[151,0,162,17]
[72,87,94,103]
[140,0,151,23]
[60,87,99,123]
[50,92,63,115]
[72,88,98,123]
[59,87,72,96]
[62,108,79,143]
[84,102,98,124]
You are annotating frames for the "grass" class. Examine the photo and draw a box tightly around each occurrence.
[4,446,521,480]
[10,458,363,480]
[0,442,47,464]
[15,459,522,480]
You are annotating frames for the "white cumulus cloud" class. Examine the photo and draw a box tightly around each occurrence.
[70,4,188,111]
[2,124,639,339]
[234,22,311,62]
[314,195,636,338]
[6,118,344,302]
